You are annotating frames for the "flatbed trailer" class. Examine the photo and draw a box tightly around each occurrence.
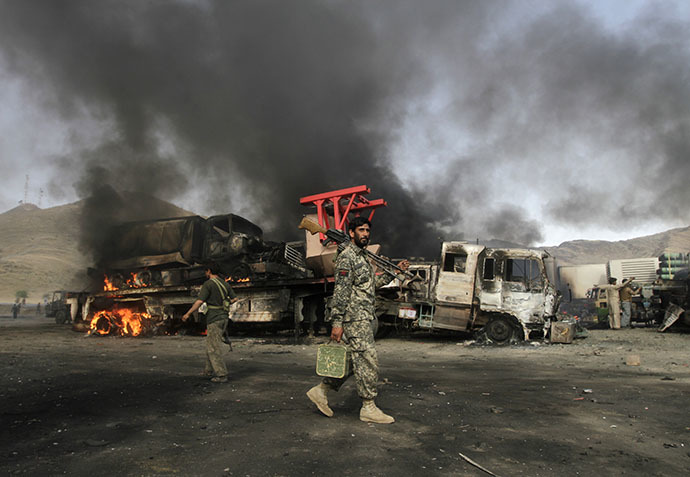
[84,276,335,336]
[81,186,396,337]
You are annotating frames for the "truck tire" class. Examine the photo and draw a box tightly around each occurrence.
[484,316,519,345]
[55,310,67,325]
[371,316,393,340]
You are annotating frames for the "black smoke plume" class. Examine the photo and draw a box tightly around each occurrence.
[0,0,689,254]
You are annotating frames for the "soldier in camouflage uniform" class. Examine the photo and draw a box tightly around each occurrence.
[307,216,409,424]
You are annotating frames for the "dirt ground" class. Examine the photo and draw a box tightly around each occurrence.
[1,315,689,477]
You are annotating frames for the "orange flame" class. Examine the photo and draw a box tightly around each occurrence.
[226,277,250,283]
[103,275,117,291]
[103,271,151,291]
[125,272,150,288]
[89,307,151,337]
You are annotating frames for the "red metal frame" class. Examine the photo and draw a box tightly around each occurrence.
[300,185,387,241]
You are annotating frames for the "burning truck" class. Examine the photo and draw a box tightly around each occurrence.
[80,185,560,342]
[83,212,321,336]
[81,186,387,336]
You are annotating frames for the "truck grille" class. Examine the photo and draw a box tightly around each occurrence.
[284,243,307,270]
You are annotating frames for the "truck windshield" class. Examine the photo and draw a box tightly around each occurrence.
[231,217,263,238]
[505,258,543,287]
[210,218,231,238]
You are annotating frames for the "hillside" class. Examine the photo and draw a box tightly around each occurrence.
[0,198,193,303]
[2,196,689,302]
[544,226,690,266]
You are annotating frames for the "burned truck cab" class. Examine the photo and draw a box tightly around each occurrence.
[202,214,266,278]
[203,214,264,260]
[475,248,560,341]
[380,242,559,343]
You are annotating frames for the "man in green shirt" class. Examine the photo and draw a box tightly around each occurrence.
[182,264,238,383]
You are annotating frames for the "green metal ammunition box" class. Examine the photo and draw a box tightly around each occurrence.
[316,343,350,378]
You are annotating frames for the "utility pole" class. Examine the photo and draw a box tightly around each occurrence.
[23,174,29,204]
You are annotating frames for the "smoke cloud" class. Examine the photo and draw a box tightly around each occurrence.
[0,0,688,254]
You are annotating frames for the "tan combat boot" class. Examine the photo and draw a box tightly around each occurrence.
[360,399,395,424]
[306,383,334,417]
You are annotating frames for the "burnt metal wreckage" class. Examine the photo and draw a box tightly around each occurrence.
[77,186,386,337]
[644,272,690,332]
[376,243,561,344]
[587,269,690,333]
[65,185,566,344]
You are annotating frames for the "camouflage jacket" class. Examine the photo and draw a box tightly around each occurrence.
[330,241,399,328]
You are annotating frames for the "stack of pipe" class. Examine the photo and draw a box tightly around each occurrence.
[657,252,689,280]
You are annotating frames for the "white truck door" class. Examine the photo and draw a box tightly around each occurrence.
[500,257,546,323]
[434,243,483,305]
[477,255,502,309]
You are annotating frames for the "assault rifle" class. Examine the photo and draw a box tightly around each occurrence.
[298,217,413,279]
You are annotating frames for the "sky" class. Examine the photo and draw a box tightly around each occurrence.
[0,0,689,254]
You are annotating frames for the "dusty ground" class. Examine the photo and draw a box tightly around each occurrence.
[1,315,689,477]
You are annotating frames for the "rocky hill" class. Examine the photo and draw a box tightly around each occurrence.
[544,226,690,266]
[0,198,192,303]
[1,196,689,302]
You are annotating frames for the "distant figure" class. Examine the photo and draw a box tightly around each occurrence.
[36,302,41,315]
[12,303,19,319]
[601,277,633,329]
[21,297,26,306]
[619,278,637,328]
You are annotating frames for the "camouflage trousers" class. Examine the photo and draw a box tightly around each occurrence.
[323,319,378,400]
[205,319,228,377]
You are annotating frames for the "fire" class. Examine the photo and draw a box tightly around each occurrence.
[226,277,250,283]
[89,306,152,337]
[103,271,151,291]
[103,275,117,291]
[125,272,150,288]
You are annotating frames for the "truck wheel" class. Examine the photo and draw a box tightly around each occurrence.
[375,325,391,339]
[371,317,392,340]
[55,310,67,325]
[484,316,517,345]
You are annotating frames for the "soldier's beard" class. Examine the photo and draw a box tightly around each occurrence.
[354,236,369,248]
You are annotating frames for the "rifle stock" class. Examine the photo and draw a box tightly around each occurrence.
[298,217,327,235]
[297,217,413,279]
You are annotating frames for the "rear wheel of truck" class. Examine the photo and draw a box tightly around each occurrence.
[372,316,392,339]
[55,310,68,325]
[484,315,521,345]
